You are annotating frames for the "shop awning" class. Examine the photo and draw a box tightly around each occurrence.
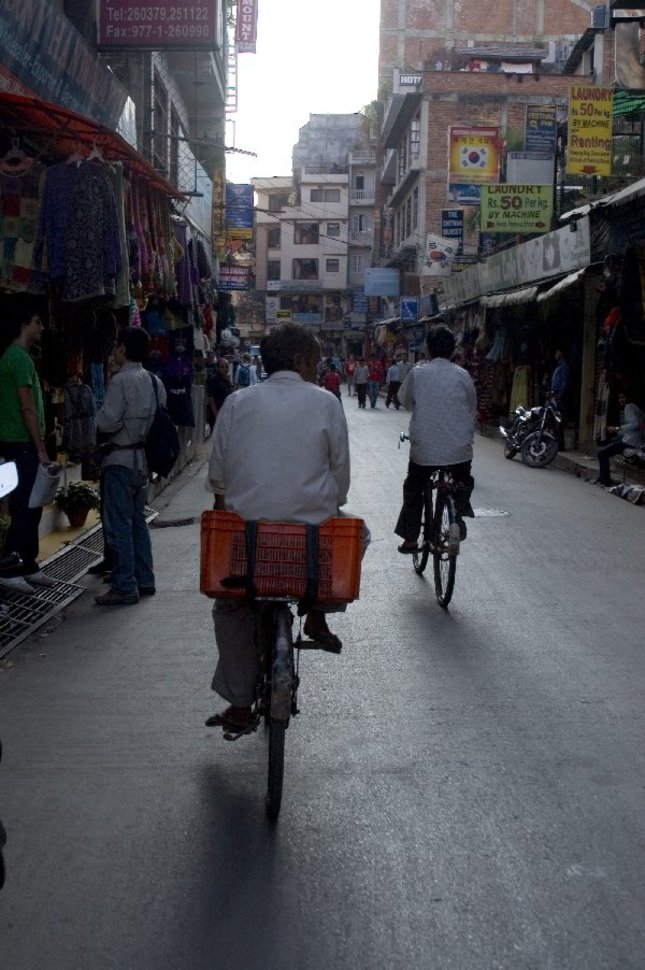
[537,268,587,303]
[481,285,538,308]
[0,93,184,199]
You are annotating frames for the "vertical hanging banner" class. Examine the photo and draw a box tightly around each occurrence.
[225,183,254,240]
[236,0,258,53]
[567,85,614,177]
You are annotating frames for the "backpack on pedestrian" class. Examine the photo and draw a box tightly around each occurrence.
[237,363,251,388]
[144,372,181,478]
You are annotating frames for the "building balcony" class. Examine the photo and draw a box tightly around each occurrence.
[349,150,376,166]
[349,229,374,246]
[350,189,376,205]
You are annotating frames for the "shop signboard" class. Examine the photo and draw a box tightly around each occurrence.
[225,183,254,241]
[219,265,251,291]
[98,1,219,51]
[567,85,613,177]
[507,152,554,186]
[480,185,553,234]
[0,1,127,128]
[441,209,464,240]
[525,105,558,154]
[265,296,279,324]
[364,267,400,297]
[211,169,227,261]
[236,0,258,53]
[448,126,500,205]
[400,298,418,322]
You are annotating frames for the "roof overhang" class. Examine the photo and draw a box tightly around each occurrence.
[382,93,423,149]
[0,93,185,199]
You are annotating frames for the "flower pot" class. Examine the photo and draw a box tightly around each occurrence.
[66,508,89,529]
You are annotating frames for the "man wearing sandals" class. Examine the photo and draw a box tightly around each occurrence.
[205,323,353,733]
[395,324,476,553]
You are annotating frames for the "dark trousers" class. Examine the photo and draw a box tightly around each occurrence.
[356,383,367,407]
[386,381,401,409]
[0,441,42,576]
[395,459,474,541]
[597,437,625,485]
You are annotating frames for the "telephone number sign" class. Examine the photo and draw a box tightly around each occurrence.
[99,1,217,49]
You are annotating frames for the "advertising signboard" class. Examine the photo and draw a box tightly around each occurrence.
[225,183,254,240]
[567,85,613,177]
[236,0,258,53]
[507,152,554,186]
[99,0,218,50]
[525,105,558,154]
[441,209,464,240]
[480,185,553,234]
[448,127,500,204]
[219,265,251,291]
[400,298,418,322]
[422,233,459,276]
[364,267,400,297]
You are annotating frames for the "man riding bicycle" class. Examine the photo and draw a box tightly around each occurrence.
[205,323,359,733]
[395,324,476,553]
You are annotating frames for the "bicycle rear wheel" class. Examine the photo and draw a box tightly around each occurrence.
[432,493,458,608]
[265,606,292,822]
[413,486,432,575]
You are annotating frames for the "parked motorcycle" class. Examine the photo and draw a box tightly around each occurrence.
[499,396,562,468]
[0,459,20,891]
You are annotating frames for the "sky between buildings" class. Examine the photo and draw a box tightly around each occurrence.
[225,0,381,184]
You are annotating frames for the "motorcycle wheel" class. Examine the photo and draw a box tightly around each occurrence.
[521,432,558,468]
[503,441,517,460]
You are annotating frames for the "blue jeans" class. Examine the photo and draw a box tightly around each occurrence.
[102,464,154,594]
[0,441,42,576]
[368,381,380,407]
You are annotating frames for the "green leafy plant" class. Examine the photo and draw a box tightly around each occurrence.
[54,481,100,514]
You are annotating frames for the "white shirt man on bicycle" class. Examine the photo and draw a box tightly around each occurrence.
[395,324,476,553]
[205,323,355,733]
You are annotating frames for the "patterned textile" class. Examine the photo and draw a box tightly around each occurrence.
[65,160,121,302]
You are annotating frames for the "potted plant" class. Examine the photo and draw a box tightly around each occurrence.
[54,481,100,529]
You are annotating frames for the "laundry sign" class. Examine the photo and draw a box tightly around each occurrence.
[567,85,613,177]
[480,185,553,234]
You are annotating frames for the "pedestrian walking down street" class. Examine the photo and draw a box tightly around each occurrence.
[344,355,357,396]
[94,327,164,607]
[322,363,342,401]
[367,357,385,408]
[386,360,402,409]
[354,358,369,408]
[550,348,570,451]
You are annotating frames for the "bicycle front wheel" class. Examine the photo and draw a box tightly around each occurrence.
[432,493,458,608]
[265,606,293,821]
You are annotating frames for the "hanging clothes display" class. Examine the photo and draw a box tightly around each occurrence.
[0,157,45,292]
[62,379,97,461]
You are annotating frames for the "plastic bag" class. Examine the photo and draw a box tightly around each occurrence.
[28,463,62,509]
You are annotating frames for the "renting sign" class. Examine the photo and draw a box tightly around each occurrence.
[480,185,553,234]
[567,85,614,177]
[236,0,258,53]
[99,1,218,49]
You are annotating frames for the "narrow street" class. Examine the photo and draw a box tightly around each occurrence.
[1,399,644,970]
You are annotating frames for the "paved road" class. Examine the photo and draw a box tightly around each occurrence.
[1,397,644,969]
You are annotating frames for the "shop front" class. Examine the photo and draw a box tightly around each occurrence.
[0,94,216,537]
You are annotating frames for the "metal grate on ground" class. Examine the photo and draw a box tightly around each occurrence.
[0,506,159,659]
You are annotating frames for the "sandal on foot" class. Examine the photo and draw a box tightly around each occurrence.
[301,629,342,654]
[205,706,253,730]
[397,540,418,554]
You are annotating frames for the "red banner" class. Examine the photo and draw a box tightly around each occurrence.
[236,0,258,53]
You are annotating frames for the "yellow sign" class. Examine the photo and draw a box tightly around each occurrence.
[567,85,613,177]
[480,185,553,234]
[449,127,500,184]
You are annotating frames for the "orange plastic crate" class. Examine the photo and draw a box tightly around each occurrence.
[200,510,363,602]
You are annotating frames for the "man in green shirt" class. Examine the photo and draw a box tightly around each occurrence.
[0,307,56,594]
